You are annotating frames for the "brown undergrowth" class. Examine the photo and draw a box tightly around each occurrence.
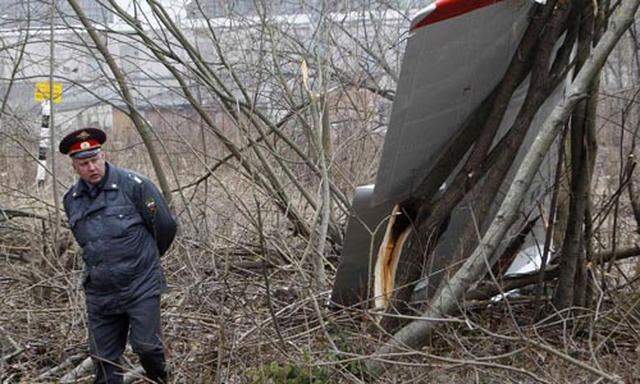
[1,214,639,383]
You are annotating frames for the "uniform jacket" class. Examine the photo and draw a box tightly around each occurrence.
[63,163,177,314]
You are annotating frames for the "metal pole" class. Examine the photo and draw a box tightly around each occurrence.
[36,100,51,189]
[49,0,61,253]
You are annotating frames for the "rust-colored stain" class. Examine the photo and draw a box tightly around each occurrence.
[374,205,412,309]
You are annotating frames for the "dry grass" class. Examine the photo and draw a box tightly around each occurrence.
[1,212,639,383]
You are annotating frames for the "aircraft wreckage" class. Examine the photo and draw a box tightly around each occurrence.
[330,0,563,309]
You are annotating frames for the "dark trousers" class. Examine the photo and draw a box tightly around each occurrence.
[87,295,167,384]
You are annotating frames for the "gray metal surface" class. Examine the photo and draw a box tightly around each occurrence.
[330,0,560,308]
[413,76,564,301]
[372,0,532,206]
[329,185,395,307]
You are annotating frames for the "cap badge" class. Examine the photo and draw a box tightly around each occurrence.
[80,141,90,149]
[76,131,90,139]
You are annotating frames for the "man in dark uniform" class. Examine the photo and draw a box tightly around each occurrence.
[60,127,177,384]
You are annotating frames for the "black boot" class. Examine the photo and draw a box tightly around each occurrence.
[139,351,168,383]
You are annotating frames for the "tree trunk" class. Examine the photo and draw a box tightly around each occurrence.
[553,0,601,310]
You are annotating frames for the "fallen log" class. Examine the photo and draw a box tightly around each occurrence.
[0,252,28,262]
[60,357,93,383]
[0,208,46,222]
[1,346,24,363]
[37,354,84,381]
[60,357,146,383]
[123,366,145,383]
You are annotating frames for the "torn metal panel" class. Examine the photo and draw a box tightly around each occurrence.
[330,0,555,310]
[329,186,395,308]
[372,0,532,206]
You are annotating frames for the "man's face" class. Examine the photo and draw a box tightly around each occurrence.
[72,152,106,185]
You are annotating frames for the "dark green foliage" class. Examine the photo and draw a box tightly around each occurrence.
[249,361,331,384]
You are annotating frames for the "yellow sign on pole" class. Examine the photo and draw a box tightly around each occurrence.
[34,81,62,104]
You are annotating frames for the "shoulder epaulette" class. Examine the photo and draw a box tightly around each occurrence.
[127,173,143,184]
[63,185,76,199]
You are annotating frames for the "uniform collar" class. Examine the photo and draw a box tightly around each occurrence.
[101,163,119,191]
